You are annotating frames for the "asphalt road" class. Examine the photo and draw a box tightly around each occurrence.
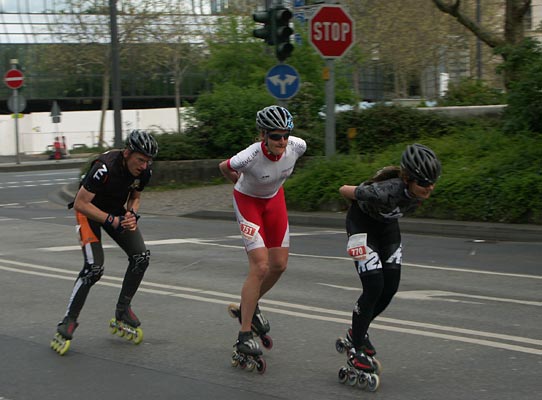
[0,168,541,400]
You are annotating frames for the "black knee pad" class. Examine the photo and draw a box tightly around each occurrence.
[79,263,104,286]
[129,250,150,274]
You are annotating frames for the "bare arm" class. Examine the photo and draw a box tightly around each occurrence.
[219,159,239,184]
[339,185,357,201]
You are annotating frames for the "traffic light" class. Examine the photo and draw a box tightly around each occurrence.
[252,10,274,45]
[273,7,294,61]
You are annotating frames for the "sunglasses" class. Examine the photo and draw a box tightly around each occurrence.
[415,179,433,188]
[267,133,290,141]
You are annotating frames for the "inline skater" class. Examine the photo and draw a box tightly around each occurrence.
[51,129,158,355]
[219,105,306,371]
[337,143,441,375]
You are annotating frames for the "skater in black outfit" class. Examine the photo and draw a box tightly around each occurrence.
[338,143,441,372]
[51,130,158,354]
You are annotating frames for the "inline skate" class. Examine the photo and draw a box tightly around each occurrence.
[335,328,382,374]
[109,304,143,344]
[227,303,273,349]
[50,316,79,356]
[338,349,380,392]
[231,331,266,374]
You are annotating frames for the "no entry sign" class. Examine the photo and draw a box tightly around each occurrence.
[4,69,24,90]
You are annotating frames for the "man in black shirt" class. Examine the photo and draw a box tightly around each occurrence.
[51,130,158,355]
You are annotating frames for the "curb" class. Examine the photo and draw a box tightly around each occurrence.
[181,211,541,243]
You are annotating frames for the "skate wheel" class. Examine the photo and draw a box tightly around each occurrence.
[256,357,266,374]
[261,334,273,350]
[231,351,240,367]
[58,340,71,356]
[246,359,256,372]
[335,338,346,353]
[338,366,348,384]
[227,303,240,319]
[357,373,368,389]
[372,358,383,375]
[132,328,144,345]
[109,318,117,334]
[347,369,357,386]
[367,374,380,392]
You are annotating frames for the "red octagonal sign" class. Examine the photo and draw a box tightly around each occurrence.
[310,5,355,59]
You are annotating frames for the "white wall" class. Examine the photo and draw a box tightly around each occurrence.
[0,107,190,156]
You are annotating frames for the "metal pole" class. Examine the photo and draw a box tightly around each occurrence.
[475,0,482,79]
[13,89,20,164]
[325,59,335,156]
[10,59,21,164]
[109,0,123,148]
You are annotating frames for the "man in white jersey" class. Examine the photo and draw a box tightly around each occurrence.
[219,105,306,365]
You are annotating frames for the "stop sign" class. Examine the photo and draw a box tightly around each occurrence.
[4,69,24,90]
[310,5,355,59]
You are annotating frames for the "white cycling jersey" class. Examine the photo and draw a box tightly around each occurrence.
[227,136,306,198]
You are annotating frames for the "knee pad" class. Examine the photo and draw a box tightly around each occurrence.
[79,263,104,286]
[129,250,150,274]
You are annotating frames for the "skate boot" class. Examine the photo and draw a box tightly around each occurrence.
[231,331,266,374]
[109,304,143,344]
[337,349,380,392]
[227,303,273,349]
[51,316,78,356]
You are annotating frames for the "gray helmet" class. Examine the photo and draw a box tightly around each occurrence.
[126,129,158,158]
[401,143,441,185]
[256,105,294,132]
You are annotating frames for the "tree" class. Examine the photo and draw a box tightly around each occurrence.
[432,0,532,87]
[143,3,205,133]
[343,0,475,100]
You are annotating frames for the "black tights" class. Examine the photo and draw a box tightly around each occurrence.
[351,268,401,349]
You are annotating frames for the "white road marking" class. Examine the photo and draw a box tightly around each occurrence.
[37,238,542,281]
[0,257,541,356]
[319,284,542,307]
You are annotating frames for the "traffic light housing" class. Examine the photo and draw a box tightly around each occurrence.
[252,10,274,45]
[252,7,294,62]
[273,7,294,61]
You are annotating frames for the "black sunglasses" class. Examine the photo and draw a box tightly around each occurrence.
[267,133,290,141]
[415,179,433,187]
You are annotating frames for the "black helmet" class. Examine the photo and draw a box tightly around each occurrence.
[256,105,294,132]
[401,143,441,185]
[125,129,158,158]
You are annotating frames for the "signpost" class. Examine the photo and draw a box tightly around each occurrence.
[4,61,25,164]
[309,4,355,157]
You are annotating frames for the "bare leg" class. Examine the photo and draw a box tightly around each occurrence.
[240,247,269,332]
[259,247,289,298]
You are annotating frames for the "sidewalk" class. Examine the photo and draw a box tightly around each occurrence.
[59,182,542,243]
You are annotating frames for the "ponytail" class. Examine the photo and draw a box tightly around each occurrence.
[364,166,402,185]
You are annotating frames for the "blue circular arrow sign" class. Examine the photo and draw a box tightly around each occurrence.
[265,64,301,100]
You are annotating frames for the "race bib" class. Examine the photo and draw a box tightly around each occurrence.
[347,233,368,260]
[239,220,260,242]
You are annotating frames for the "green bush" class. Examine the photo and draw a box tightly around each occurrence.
[334,104,464,156]
[285,126,542,224]
[437,78,506,106]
